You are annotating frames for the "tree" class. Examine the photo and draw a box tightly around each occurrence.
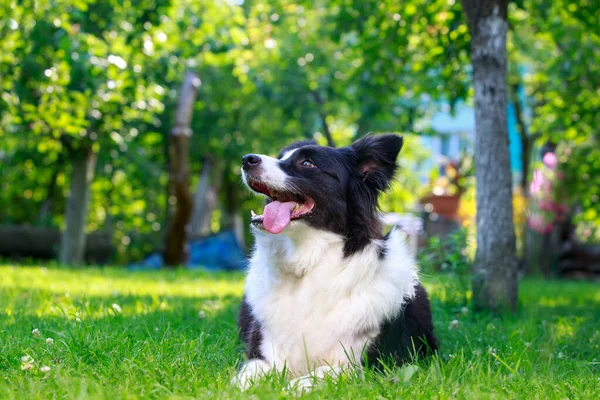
[59,147,96,265]
[510,0,600,233]
[11,0,586,268]
[461,0,518,311]
[164,71,200,267]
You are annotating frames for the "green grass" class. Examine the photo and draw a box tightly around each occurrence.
[1,265,599,399]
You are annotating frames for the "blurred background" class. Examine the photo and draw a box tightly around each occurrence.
[0,0,598,279]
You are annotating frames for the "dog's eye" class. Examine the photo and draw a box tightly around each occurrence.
[299,160,315,168]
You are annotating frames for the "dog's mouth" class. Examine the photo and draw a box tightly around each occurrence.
[247,179,314,234]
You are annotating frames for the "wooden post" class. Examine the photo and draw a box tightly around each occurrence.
[164,71,201,267]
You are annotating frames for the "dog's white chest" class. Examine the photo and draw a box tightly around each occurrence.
[245,225,418,375]
[257,270,374,371]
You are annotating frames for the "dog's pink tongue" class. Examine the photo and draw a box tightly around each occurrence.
[263,201,296,234]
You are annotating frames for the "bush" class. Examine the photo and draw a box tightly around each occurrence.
[418,228,471,307]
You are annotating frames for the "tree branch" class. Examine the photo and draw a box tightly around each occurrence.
[309,90,335,147]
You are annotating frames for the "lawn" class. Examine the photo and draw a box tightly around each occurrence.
[0,265,599,399]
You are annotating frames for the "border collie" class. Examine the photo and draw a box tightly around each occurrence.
[232,134,437,390]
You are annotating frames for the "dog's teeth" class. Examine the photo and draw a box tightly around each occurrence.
[251,210,257,217]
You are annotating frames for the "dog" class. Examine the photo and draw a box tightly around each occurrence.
[232,134,437,391]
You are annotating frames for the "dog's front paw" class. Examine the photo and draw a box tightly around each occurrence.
[286,374,319,395]
[230,359,271,391]
[286,366,344,395]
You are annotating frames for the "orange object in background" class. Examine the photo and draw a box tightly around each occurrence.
[421,194,461,221]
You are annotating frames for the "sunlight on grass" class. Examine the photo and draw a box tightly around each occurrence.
[538,296,575,308]
[1,265,599,399]
[1,265,244,298]
[0,265,244,321]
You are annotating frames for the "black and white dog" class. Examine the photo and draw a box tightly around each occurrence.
[233,134,437,390]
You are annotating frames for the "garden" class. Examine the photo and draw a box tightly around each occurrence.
[1,0,599,398]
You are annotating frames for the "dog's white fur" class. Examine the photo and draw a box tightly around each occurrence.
[241,154,288,190]
[280,148,299,161]
[233,222,419,389]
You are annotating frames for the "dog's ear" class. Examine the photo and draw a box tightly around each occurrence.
[351,134,403,192]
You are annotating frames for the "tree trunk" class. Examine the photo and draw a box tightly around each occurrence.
[461,0,518,312]
[103,165,117,233]
[189,156,213,238]
[200,165,223,236]
[59,148,97,265]
[227,174,244,248]
[164,71,201,267]
[189,158,223,238]
[37,153,64,227]
[221,173,245,248]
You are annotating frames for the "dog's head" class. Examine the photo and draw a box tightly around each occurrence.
[242,134,403,255]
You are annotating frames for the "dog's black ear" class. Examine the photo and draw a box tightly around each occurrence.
[351,134,403,192]
[277,140,316,159]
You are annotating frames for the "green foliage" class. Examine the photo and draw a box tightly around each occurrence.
[419,228,471,307]
[1,0,451,262]
[1,264,599,398]
[509,0,600,229]
[0,0,597,261]
[379,134,431,212]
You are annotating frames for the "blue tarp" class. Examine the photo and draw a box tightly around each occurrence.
[129,230,247,271]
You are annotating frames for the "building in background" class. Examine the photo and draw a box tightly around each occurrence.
[420,100,526,186]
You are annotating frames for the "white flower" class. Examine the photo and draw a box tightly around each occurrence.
[524,342,531,348]
[449,319,459,329]
[40,365,51,373]
[198,310,206,319]
[112,303,122,313]
[32,328,41,337]
[75,317,82,323]
[21,355,33,363]
[461,307,469,315]
[46,338,54,345]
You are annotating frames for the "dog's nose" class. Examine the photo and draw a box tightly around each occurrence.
[242,154,262,170]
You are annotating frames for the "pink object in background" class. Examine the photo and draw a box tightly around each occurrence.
[529,170,544,194]
[542,152,558,169]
